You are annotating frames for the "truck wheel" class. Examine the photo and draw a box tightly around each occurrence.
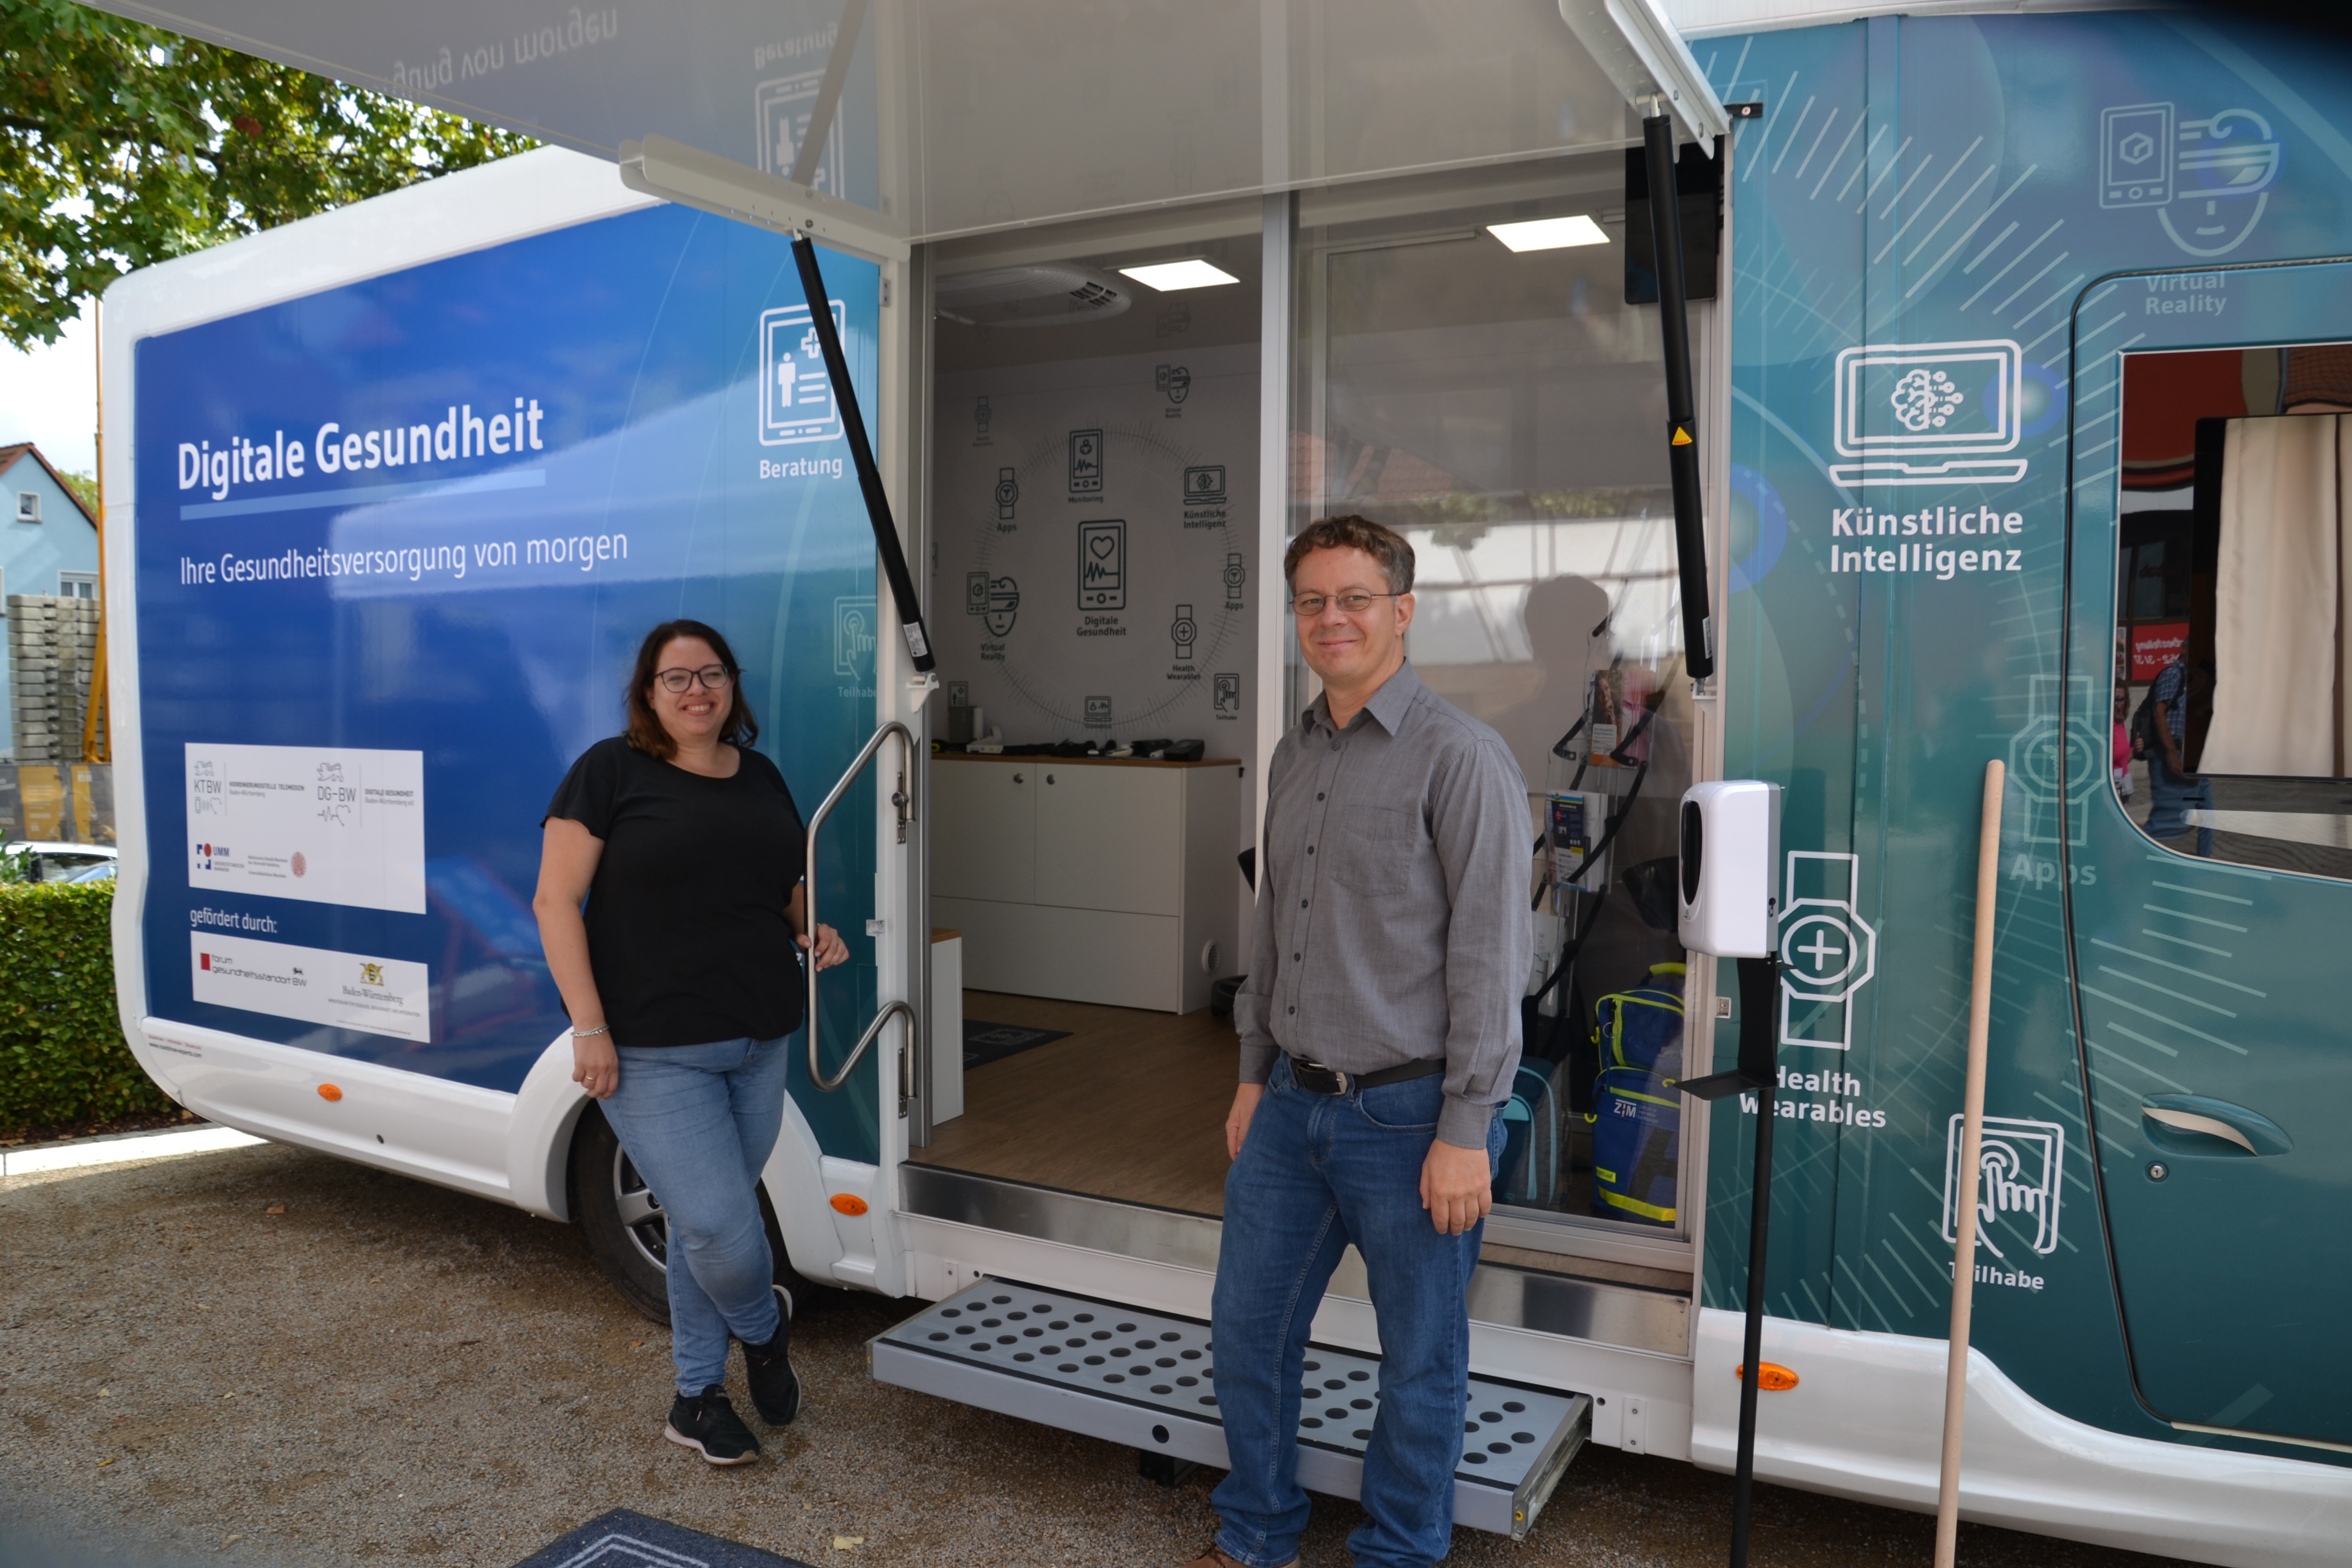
[571,1106,671,1323]
[568,1106,837,1323]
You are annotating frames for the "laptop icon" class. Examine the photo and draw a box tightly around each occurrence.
[1829,339,2027,487]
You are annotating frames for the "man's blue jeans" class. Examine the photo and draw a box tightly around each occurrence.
[599,1036,788,1396]
[1211,1058,1504,1568]
[2146,751,2215,856]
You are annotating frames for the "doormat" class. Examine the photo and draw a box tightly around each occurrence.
[963,1019,1072,1068]
[513,1508,814,1567]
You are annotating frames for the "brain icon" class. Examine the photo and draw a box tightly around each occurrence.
[1891,368,1965,433]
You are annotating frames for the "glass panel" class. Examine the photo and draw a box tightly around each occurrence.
[1292,157,1692,1240]
[912,223,1263,1216]
[903,0,1636,239]
[2114,330,2352,881]
[96,1,1676,242]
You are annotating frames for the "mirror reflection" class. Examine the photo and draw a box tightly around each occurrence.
[2116,342,2352,877]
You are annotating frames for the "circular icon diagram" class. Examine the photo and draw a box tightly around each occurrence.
[1779,901,1875,999]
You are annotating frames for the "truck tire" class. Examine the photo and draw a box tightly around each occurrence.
[568,1105,836,1324]
[570,1106,671,1323]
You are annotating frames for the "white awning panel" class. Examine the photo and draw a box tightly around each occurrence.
[90,0,1727,242]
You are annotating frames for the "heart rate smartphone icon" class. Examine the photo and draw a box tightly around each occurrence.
[1077,520,1126,609]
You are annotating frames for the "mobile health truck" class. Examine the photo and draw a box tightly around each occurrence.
[94,2,2352,1561]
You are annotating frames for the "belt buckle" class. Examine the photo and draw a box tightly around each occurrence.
[1301,1059,1347,1094]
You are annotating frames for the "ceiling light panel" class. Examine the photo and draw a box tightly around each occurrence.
[1116,258,1240,291]
[1485,215,1609,252]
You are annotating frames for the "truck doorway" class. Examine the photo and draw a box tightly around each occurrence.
[909,154,1713,1291]
[913,207,1266,1217]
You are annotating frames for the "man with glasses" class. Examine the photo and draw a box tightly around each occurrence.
[1187,517,1530,1568]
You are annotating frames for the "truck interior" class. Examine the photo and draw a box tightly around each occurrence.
[905,151,1711,1305]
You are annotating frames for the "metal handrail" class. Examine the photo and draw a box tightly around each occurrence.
[806,720,916,1092]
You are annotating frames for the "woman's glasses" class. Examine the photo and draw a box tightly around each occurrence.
[655,665,734,693]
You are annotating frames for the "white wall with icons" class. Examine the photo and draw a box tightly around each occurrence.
[933,344,1259,750]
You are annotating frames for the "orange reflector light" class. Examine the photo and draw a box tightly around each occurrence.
[1735,1362,1799,1390]
[317,1084,343,1102]
[829,1193,869,1216]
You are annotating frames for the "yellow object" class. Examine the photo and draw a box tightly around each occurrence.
[1736,1363,1800,1391]
[1671,425,1693,446]
[17,766,63,839]
[833,1537,865,1550]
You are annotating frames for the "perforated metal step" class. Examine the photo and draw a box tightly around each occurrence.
[869,1279,1590,1539]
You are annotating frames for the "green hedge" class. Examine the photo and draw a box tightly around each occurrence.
[0,881,172,1135]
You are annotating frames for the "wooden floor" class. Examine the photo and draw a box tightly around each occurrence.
[913,990,1237,1215]
[912,990,1694,1294]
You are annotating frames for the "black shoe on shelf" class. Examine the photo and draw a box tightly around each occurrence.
[665,1386,761,1465]
[742,1294,801,1428]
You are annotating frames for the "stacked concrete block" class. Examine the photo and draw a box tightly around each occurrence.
[7,595,101,764]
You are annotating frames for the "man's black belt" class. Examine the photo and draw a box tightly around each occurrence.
[1287,1055,1448,1095]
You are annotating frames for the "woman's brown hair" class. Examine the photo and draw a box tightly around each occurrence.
[624,619,760,759]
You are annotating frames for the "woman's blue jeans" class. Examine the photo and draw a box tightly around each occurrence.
[599,1036,788,1396]
[1210,1057,1504,1568]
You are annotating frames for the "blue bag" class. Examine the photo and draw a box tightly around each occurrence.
[1592,962,1686,1076]
[1587,963,1685,1226]
[1591,1066,1680,1227]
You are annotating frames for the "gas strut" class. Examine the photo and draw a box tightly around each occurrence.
[1680,952,1783,1568]
[1643,113,1715,683]
[790,236,937,677]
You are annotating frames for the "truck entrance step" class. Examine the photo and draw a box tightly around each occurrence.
[869,1279,1590,1539]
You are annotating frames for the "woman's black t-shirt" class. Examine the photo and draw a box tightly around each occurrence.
[544,737,806,1048]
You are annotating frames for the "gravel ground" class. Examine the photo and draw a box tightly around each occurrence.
[0,1141,2184,1568]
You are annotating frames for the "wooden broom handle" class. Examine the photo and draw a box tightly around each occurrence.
[1936,758,2004,1568]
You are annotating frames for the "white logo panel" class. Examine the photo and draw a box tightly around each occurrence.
[1830,340,2027,487]
[1942,1113,2065,1257]
[1777,851,1878,1050]
[758,302,846,446]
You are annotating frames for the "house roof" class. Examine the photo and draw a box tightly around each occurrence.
[0,443,97,529]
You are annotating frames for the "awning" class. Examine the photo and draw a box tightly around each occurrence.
[88,0,1726,258]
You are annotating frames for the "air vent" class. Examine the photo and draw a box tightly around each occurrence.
[936,264,1133,328]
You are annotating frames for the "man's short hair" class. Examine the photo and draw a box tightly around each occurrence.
[1283,515,1415,595]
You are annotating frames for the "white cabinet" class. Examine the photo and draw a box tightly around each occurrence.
[933,755,1240,1013]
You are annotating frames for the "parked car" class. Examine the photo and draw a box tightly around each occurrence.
[4,841,119,884]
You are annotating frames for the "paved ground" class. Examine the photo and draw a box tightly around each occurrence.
[0,1140,2184,1568]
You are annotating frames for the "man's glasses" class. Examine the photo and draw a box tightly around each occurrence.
[656,665,734,693]
[1290,592,1398,617]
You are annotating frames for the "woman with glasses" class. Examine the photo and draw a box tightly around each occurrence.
[533,618,848,1467]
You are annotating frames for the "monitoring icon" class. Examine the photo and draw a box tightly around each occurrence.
[1829,339,2027,487]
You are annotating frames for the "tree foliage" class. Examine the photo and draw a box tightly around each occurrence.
[0,0,536,348]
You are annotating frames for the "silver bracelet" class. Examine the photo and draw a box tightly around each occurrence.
[571,1024,609,1038]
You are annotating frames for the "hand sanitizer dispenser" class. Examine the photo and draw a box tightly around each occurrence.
[1677,780,1781,959]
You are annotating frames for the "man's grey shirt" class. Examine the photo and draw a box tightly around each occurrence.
[1235,661,1533,1148]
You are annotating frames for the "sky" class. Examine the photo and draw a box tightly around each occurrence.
[0,302,99,476]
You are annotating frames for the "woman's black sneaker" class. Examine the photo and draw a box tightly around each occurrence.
[665,1387,761,1465]
[742,1315,800,1427]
